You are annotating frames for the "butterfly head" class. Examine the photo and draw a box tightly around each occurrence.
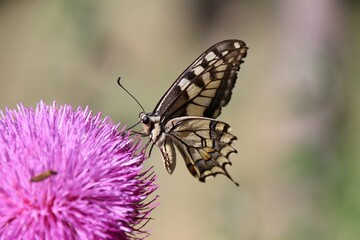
[139,112,162,138]
[138,112,149,134]
[138,112,155,135]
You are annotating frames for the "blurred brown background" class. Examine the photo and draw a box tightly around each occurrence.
[0,1,359,239]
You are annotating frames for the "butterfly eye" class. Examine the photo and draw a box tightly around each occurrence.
[142,116,150,124]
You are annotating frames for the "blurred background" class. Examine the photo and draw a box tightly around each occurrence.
[0,0,359,239]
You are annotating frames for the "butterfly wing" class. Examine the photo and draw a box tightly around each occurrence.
[164,116,238,186]
[153,39,248,121]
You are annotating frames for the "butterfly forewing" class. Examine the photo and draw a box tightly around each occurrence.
[139,39,248,186]
[153,40,248,121]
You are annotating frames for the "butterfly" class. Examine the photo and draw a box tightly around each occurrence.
[137,39,248,186]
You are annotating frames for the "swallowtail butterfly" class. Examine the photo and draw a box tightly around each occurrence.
[138,40,248,186]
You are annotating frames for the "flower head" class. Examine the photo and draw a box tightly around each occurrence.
[0,101,157,240]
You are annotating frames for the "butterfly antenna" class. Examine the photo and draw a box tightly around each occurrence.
[117,77,146,113]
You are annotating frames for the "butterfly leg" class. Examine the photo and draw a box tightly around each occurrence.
[141,140,155,159]
[148,142,155,158]
[130,130,148,137]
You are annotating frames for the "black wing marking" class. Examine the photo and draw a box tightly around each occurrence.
[165,116,238,186]
[153,39,248,121]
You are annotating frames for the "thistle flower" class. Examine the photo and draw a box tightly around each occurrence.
[0,101,157,240]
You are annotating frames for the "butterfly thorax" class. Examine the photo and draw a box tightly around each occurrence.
[139,112,164,145]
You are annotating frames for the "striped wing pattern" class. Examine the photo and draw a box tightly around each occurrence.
[154,40,248,121]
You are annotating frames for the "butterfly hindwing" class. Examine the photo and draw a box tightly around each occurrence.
[153,40,248,121]
[164,117,238,185]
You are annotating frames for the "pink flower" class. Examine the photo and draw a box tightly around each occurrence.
[0,101,157,240]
